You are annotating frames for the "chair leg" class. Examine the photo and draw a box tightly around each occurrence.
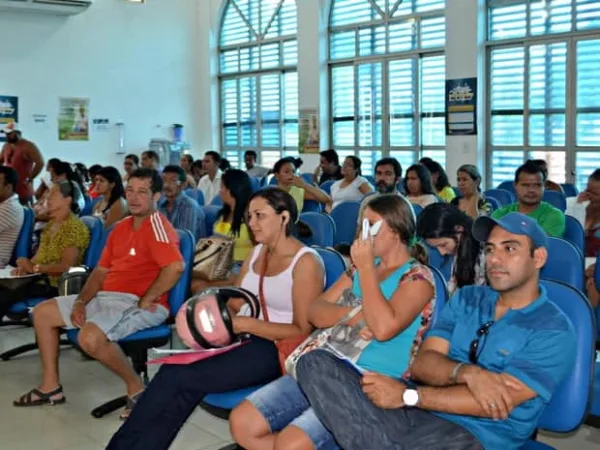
[0,338,73,361]
[91,395,128,419]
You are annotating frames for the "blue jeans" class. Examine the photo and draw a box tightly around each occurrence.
[247,375,337,450]
[296,351,483,450]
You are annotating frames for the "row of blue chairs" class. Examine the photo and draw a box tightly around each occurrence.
[485,188,568,212]
[497,180,579,198]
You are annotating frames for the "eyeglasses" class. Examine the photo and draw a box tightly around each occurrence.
[468,321,494,364]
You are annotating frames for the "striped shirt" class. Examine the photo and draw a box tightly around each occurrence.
[0,194,24,268]
[159,193,206,240]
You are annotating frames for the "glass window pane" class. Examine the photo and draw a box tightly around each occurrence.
[489,3,527,40]
[490,47,525,111]
[389,151,416,172]
[357,63,383,147]
[389,59,415,147]
[492,115,524,146]
[358,26,387,56]
[529,43,566,110]
[576,0,600,30]
[415,0,446,13]
[530,0,573,36]
[261,150,282,168]
[420,16,445,49]
[529,114,566,146]
[225,150,241,169]
[283,40,298,66]
[577,39,600,109]
[577,113,600,147]
[332,66,355,147]
[330,0,380,27]
[239,76,257,147]
[260,43,281,69]
[491,150,524,187]
[239,47,259,72]
[421,55,445,147]
[421,150,446,169]
[358,150,383,175]
[388,21,416,53]
[330,31,356,60]
[528,151,566,183]
[575,151,600,191]
[221,2,254,45]
[260,74,281,147]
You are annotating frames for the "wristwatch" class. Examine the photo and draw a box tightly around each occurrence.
[402,388,419,407]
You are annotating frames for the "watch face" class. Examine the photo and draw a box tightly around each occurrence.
[403,389,419,406]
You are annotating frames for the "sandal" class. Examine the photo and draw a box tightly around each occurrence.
[119,390,144,421]
[13,385,66,407]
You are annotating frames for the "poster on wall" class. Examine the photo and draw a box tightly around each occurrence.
[299,108,320,154]
[0,96,19,142]
[58,97,89,141]
[445,78,477,136]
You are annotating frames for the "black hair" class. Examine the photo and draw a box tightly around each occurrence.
[181,154,194,165]
[55,161,87,195]
[244,150,257,160]
[129,168,163,194]
[163,165,187,183]
[56,179,83,214]
[74,162,90,183]
[0,166,18,191]
[589,168,600,182]
[125,154,139,165]
[191,160,204,172]
[375,157,402,179]
[47,158,61,169]
[417,203,481,288]
[457,164,482,192]
[515,160,544,183]
[274,157,303,174]
[142,150,160,164]
[219,157,231,172]
[420,159,450,192]
[248,187,298,237]
[205,151,221,164]
[89,164,103,179]
[219,169,253,237]
[530,159,549,181]
[404,164,436,196]
[96,166,125,212]
[345,155,362,177]
[319,149,339,166]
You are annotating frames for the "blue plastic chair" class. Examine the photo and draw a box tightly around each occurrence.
[268,176,278,186]
[200,246,348,418]
[330,201,361,246]
[520,280,596,449]
[210,195,223,207]
[300,173,314,184]
[320,180,335,195]
[298,212,336,247]
[9,207,34,266]
[497,180,516,194]
[422,242,453,282]
[302,200,323,213]
[427,265,449,326]
[249,177,261,193]
[184,189,205,206]
[560,183,578,198]
[484,188,514,206]
[540,237,584,291]
[563,215,585,257]
[80,195,93,216]
[596,254,600,292]
[67,228,195,418]
[485,195,502,212]
[542,190,566,212]
[202,205,222,234]
[412,204,423,216]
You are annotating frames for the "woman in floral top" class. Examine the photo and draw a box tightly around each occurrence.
[417,203,487,296]
[0,180,90,319]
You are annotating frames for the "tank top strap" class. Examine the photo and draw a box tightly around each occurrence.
[249,244,263,268]
[285,246,317,274]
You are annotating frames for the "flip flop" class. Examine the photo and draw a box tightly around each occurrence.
[119,390,144,421]
[13,385,66,407]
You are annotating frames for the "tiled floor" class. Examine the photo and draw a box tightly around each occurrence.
[0,324,598,450]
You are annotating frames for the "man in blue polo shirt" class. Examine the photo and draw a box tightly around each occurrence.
[295,212,576,450]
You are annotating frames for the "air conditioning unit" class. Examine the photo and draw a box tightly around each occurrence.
[0,0,92,15]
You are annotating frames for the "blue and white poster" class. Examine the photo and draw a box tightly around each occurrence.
[0,95,18,142]
[445,78,477,136]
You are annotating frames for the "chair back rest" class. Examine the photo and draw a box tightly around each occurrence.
[184,189,204,206]
[422,241,453,281]
[452,187,461,197]
[427,264,449,326]
[80,216,104,268]
[202,205,222,234]
[560,183,579,197]
[540,237,584,291]
[300,173,314,184]
[210,195,223,207]
[484,188,514,206]
[302,200,323,213]
[167,229,195,317]
[320,180,334,195]
[485,195,501,212]
[79,195,93,217]
[537,280,596,432]
[268,176,278,186]
[10,207,34,265]
[563,215,585,257]
[364,175,376,187]
[249,177,261,193]
[497,180,515,193]
[595,254,600,291]
[543,190,567,212]
[412,204,423,216]
[314,246,347,290]
[299,212,336,247]
[330,201,361,245]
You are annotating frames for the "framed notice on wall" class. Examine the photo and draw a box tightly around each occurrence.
[445,78,477,136]
[0,95,18,142]
[299,108,320,154]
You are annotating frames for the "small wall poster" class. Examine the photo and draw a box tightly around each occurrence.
[59,97,89,141]
[0,95,18,142]
[299,108,320,154]
[445,78,477,136]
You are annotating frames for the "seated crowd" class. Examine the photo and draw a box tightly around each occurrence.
[0,132,597,450]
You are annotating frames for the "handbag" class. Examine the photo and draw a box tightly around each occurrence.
[193,236,234,281]
[258,248,309,374]
[58,266,91,296]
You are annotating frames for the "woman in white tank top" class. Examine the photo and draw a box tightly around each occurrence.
[328,156,373,211]
[109,188,325,449]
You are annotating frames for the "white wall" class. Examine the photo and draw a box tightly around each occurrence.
[0,0,200,169]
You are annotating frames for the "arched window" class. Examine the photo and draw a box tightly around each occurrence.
[486,0,600,189]
[219,0,298,169]
[329,0,446,174]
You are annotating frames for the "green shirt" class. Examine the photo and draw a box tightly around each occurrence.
[492,201,565,237]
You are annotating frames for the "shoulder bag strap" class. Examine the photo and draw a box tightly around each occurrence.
[258,247,270,323]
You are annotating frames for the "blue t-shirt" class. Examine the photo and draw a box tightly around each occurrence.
[354,259,433,378]
[427,285,576,450]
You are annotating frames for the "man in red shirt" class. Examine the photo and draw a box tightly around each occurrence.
[0,122,44,205]
[13,169,185,415]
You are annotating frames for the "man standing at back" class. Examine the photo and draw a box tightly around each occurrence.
[492,160,565,237]
[244,150,270,178]
[197,151,222,204]
[0,166,24,268]
[13,169,185,419]
[140,151,161,172]
[0,123,44,205]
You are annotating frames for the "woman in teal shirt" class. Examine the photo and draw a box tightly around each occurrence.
[230,194,437,449]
